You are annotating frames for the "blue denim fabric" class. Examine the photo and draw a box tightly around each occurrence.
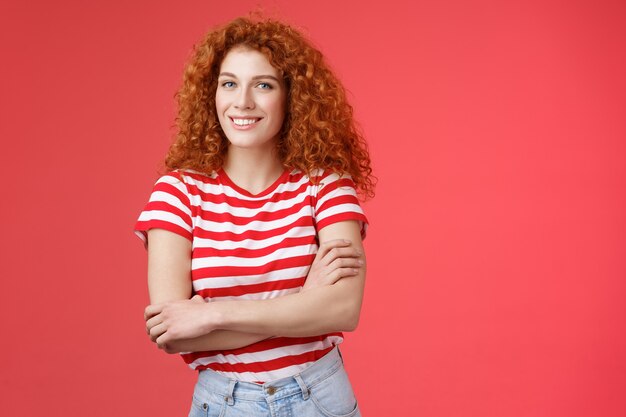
[188,347,361,417]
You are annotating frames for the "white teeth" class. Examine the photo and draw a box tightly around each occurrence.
[233,118,258,126]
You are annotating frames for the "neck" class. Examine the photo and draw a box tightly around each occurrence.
[222,145,284,195]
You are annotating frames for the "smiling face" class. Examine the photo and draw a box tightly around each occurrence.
[215,47,287,153]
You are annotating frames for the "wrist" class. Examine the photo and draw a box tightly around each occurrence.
[205,301,229,332]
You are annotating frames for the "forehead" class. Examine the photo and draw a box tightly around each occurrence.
[219,47,281,78]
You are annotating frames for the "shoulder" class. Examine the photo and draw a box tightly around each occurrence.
[311,169,358,197]
[284,169,358,201]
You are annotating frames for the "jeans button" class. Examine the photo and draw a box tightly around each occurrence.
[267,386,276,395]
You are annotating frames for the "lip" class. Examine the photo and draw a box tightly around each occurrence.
[228,116,263,130]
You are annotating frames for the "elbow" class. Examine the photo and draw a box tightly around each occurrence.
[343,316,360,332]
[340,301,362,332]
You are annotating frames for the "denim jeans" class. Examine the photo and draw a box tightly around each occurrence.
[188,347,361,417]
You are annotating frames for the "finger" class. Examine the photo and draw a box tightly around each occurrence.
[144,304,164,321]
[315,239,352,262]
[318,241,350,264]
[322,247,363,267]
[146,315,162,334]
[156,333,170,350]
[328,256,363,270]
[149,322,167,342]
[327,267,360,285]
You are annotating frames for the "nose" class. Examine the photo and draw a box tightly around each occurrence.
[234,86,254,110]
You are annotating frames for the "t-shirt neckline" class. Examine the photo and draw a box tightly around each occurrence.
[217,167,291,198]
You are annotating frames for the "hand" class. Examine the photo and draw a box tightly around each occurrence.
[303,239,364,291]
[144,295,216,351]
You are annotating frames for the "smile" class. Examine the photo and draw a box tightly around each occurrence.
[231,117,261,126]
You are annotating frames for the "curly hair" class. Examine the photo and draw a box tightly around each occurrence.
[165,16,375,198]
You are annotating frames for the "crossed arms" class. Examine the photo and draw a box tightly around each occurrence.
[143,220,366,354]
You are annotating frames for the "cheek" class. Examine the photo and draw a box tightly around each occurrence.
[267,96,287,124]
[215,95,229,124]
[215,94,226,113]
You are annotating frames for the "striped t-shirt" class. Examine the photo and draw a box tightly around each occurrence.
[134,167,367,382]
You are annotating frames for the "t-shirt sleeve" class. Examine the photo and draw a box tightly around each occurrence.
[314,172,368,239]
[134,172,193,247]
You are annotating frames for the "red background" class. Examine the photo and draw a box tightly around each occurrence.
[2,1,625,416]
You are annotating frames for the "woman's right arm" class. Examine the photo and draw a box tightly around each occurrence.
[145,228,270,352]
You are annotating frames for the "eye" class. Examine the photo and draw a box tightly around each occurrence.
[221,81,236,88]
[257,82,273,90]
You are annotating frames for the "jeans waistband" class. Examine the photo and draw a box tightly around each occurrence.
[196,346,344,404]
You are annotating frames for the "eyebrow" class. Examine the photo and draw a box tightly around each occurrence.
[218,72,281,83]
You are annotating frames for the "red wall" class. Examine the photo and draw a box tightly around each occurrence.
[2,1,625,416]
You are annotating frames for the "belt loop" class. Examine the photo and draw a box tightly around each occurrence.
[294,374,310,400]
[225,379,236,406]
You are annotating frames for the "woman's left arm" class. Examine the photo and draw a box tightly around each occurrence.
[145,220,366,346]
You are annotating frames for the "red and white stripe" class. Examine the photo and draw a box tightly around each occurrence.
[135,168,367,382]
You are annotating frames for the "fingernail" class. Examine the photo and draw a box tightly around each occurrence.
[358,259,364,265]
[343,239,351,244]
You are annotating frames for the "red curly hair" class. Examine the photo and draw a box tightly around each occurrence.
[165,16,375,198]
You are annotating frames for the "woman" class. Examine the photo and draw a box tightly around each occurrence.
[135,16,374,417]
